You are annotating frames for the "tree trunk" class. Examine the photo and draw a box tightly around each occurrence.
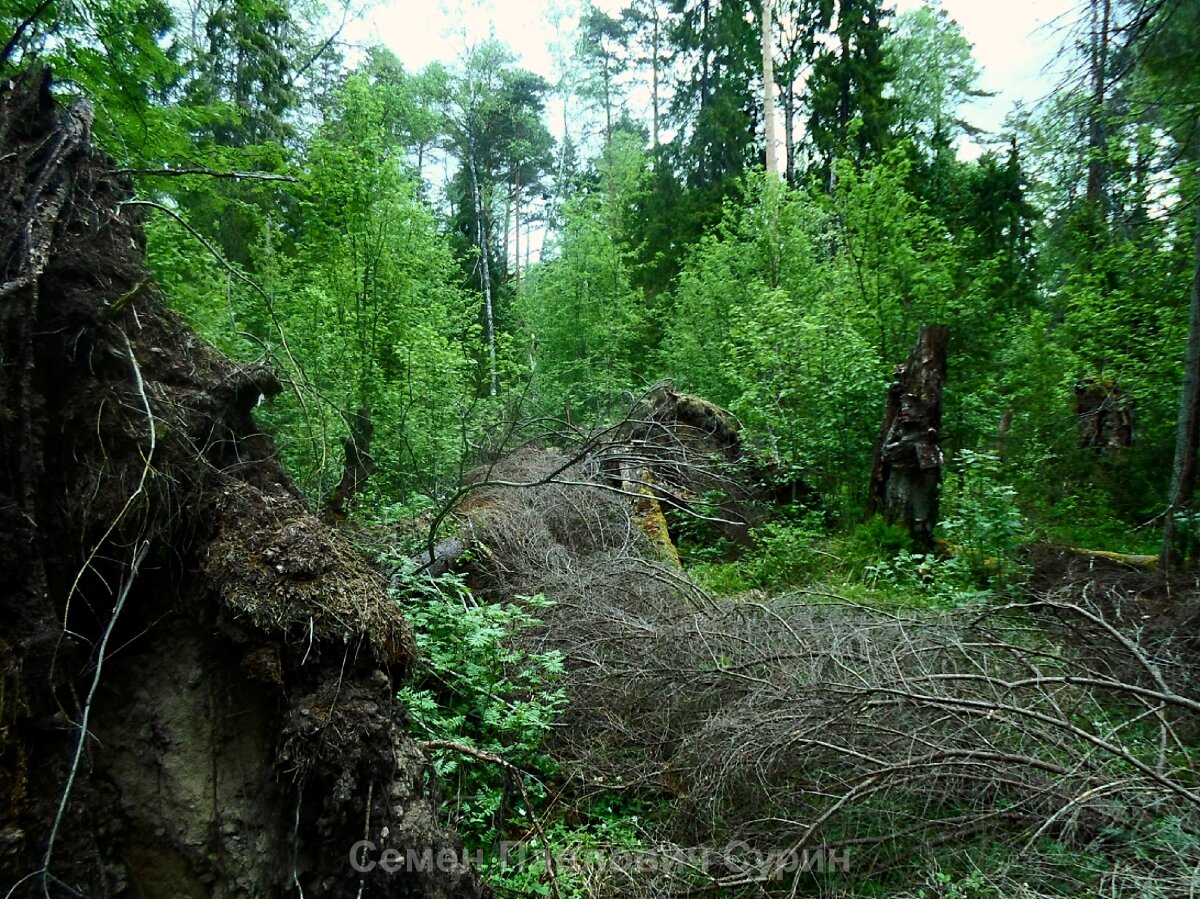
[837,17,851,135]
[603,55,613,147]
[501,185,511,282]
[1162,198,1200,571]
[762,0,778,177]
[324,407,376,523]
[1086,0,1112,207]
[651,4,661,149]
[1075,376,1134,451]
[868,324,949,549]
[784,85,795,184]
[514,168,521,291]
[996,409,1013,464]
[700,0,711,138]
[468,150,498,396]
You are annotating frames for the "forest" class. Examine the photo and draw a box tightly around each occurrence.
[1,0,1200,897]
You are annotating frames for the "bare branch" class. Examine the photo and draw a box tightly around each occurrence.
[118,166,299,182]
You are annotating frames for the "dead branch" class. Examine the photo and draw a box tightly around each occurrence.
[118,166,299,182]
[460,463,1200,897]
[419,740,564,899]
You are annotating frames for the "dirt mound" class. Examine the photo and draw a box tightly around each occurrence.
[601,386,816,547]
[0,69,484,899]
[1029,544,1200,684]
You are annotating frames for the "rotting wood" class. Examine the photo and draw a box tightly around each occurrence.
[325,406,376,523]
[1075,377,1134,451]
[868,324,949,549]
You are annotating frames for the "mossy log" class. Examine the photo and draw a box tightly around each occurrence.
[1063,546,1159,569]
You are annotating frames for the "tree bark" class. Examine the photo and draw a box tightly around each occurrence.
[514,167,521,291]
[651,4,661,149]
[762,0,778,177]
[1162,198,1200,571]
[868,324,949,550]
[324,407,376,522]
[501,185,511,281]
[1086,0,1112,207]
[468,150,498,396]
[603,53,613,147]
[784,83,795,184]
[1075,377,1133,451]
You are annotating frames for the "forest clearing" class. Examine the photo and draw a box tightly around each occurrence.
[2,0,1200,896]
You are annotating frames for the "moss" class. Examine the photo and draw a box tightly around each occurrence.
[634,476,682,567]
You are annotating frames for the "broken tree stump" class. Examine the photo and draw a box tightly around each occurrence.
[1075,376,1134,451]
[868,324,949,549]
[324,406,376,522]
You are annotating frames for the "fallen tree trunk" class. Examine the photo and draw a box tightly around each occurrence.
[868,324,949,549]
[1063,546,1158,569]
[405,537,470,579]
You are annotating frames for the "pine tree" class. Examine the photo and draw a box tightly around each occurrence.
[806,0,895,185]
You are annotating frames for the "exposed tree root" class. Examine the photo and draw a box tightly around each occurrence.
[0,68,487,899]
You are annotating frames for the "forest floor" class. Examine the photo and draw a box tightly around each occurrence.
[385,442,1200,899]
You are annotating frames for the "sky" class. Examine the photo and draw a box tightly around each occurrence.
[353,0,1081,148]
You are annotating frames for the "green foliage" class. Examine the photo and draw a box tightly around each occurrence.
[395,572,566,849]
[885,2,985,155]
[828,151,960,363]
[689,561,753,595]
[1,0,189,166]
[514,132,649,418]
[846,516,913,560]
[938,450,1026,583]
[150,63,480,505]
[577,5,629,140]
[738,512,828,588]
[912,867,992,899]
[862,549,988,608]
[666,0,761,190]
[28,0,1199,564]
[280,72,477,499]
[806,0,895,175]
[35,5,1200,892]
[443,40,555,300]
[661,162,961,510]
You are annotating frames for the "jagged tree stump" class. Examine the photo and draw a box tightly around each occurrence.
[868,324,949,549]
[1075,377,1134,451]
[324,406,376,522]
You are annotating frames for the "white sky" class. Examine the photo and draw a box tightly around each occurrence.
[900,0,1079,139]
[353,0,1080,146]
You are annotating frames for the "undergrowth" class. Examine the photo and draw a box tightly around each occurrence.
[374,447,1195,899]
[686,450,1032,608]
[390,567,565,849]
